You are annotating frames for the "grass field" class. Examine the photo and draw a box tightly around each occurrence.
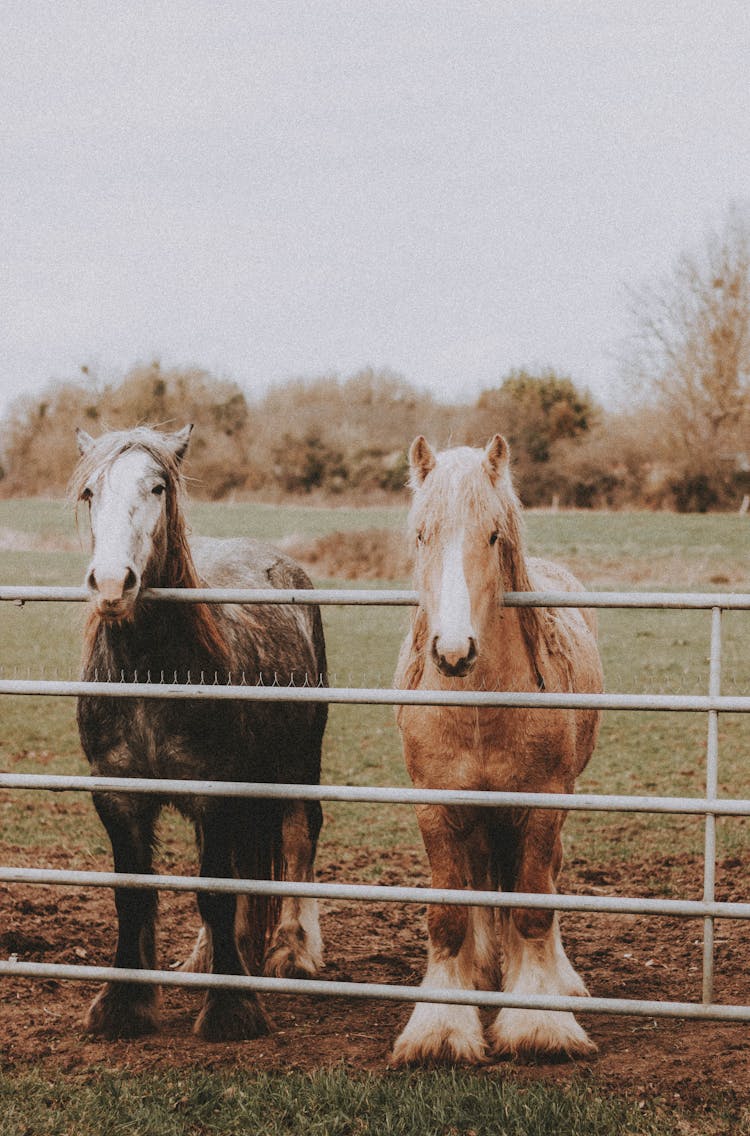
[1,499,748,862]
[1,498,749,1134]
[0,1065,716,1136]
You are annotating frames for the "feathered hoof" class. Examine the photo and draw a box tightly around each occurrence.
[194,991,272,1042]
[180,926,211,973]
[263,936,322,980]
[390,1003,487,1067]
[85,982,160,1039]
[489,1008,597,1062]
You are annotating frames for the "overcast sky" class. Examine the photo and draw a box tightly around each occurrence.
[2,1,749,417]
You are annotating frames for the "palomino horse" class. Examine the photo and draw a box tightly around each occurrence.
[71,425,328,1041]
[392,435,603,1063]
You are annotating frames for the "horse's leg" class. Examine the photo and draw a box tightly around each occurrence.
[391,805,487,1066]
[180,824,210,973]
[466,828,501,993]
[85,793,161,1038]
[262,799,324,978]
[193,809,272,1041]
[489,809,595,1059]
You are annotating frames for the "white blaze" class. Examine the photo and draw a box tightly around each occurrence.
[88,451,162,589]
[435,530,475,655]
[92,474,139,581]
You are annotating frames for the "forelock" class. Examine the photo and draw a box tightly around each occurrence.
[408,445,509,535]
[69,428,184,502]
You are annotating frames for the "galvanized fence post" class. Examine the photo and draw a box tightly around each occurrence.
[702,606,722,1002]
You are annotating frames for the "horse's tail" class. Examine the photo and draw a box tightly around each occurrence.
[234,799,285,974]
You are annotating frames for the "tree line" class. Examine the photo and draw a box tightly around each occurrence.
[2,209,749,511]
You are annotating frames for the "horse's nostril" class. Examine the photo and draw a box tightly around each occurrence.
[430,636,441,664]
[87,569,98,593]
[123,567,138,593]
[432,635,478,677]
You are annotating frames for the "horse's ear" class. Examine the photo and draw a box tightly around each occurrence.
[169,424,193,464]
[409,436,436,486]
[483,434,510,485]
[76,428,95,456]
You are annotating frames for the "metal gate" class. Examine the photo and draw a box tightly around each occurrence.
[1,584,749,1024]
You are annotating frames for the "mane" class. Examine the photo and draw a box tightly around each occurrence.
[408,446,563,689]
[69,428,232,670]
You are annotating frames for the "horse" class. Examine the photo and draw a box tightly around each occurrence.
[391,435,603,1064]
[70,424,328,1041]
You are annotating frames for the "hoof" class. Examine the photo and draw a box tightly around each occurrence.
[264,935,321,980]
[194,991,272,1042]
[263,901,324,979]
[489,1008,597,1062]
[85,982,160,1039]
[390,1002,487,1067]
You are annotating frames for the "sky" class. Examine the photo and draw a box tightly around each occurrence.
[2,0,750,417]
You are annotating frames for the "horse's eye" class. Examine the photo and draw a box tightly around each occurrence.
[151,484,166,497]
[489,531,499,546]
[416,528,425,545]
[80,487,92,503]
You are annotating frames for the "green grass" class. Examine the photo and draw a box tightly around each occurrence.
[527,509,750,573]
[0,498,76,540]
[3,497,749,579]
[0,496,407,543]
[0,1065,735,1136]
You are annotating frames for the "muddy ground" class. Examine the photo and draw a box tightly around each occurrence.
[1,847,748,1111]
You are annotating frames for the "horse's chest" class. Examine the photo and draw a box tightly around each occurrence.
[79,696,239,781]
[400,705,509,787]
[399,703,567,793]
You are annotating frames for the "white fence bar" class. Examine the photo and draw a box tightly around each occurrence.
[2,585,750,609]
[2,865,749,921]
[2,959,749,1023]
[2,772,750,818]
[1,677,750,714]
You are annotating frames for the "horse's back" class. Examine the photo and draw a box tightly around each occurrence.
[192,536,314,591]
[191,536,327,683]
[527,554,602,692]
[527,556,598,638]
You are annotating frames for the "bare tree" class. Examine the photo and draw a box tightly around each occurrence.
[623,206,750,473]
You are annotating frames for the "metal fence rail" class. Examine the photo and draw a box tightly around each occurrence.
[2,864,749,921]
[1,678,750,713]
[3,584,750,609]
[1,586,749,1025]
[1,772,748,815]
[3,958,750,1023]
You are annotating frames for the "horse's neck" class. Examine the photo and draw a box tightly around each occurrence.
[145,532,201,591]
[86,604,185,672]
[466,604,541,689]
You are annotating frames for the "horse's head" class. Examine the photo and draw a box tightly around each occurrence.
[71,425,193,622]
[408,434,521,679]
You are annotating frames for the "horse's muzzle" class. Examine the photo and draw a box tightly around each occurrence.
[431,636,478,678]
[87,567,140,621]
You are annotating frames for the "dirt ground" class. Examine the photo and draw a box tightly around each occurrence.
[1,846,748,1110]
